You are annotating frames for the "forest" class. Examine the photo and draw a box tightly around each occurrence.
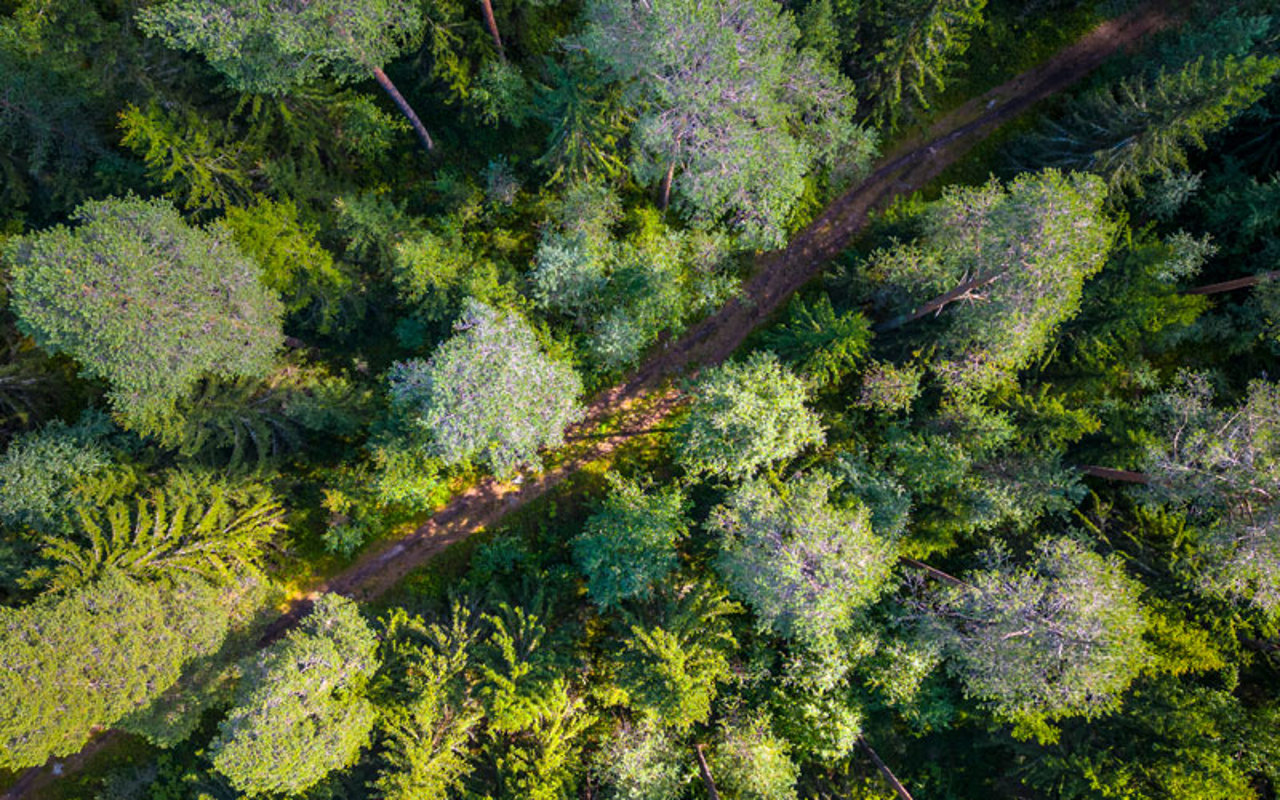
[1,0,1279,797]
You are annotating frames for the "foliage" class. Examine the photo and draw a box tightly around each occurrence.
[856,0,987,130]
[761,294,873,387]
[33,479,284,594]
[872,170,1115,393]
[573,478,687,609]
[140,0,425,93]
[582,0,875,245]
[0,411,113,535]
[615,584,740,730]
[3,196,284,427]
[1023,53,1280,192]
[676,352,825,479]
[711,472,896,646]
[924,538,1150,742]
[708,713,800,800]
[210,594,379,796]
[0,571,234,769]
[593,722,688,800]
[388,300,584,475]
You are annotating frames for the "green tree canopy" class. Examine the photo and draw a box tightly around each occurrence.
[1023,53,1280,192]
[615,585,739,730]
[873,170,1115,393]
[925,538,1150,742]
[0,571,234,769]
[711,471,896,646]
[388,300,584,476]
[573,479,687,609]
[210,593,379,796]
[2,196,284,428]
[139,0,423,94]
[676,352,825,479]
[581,0,874,245]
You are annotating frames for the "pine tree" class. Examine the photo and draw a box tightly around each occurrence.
[1022,53,1280,193]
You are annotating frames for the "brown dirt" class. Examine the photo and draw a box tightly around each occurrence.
[2,5,1176,798]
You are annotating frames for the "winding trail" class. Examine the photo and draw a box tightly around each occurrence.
[2,5,1175,798]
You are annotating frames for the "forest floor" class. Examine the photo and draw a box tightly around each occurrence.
[2,4,1176,798]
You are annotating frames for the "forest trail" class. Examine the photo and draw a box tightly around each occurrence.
[2,5,1175,798]
[314,1,1176,607]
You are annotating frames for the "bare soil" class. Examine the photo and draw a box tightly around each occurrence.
[2,5,1176,797]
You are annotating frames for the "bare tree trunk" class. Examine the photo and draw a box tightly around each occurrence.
[874,270,1003,333]
[1186,270,1280,296]
[693,744,720,800]
[899,557,970,589]
[371,66,435,153]
[858,737,915,800]
[479,0,506,61]
[659,162,675,210]
[1079,465,1150,483]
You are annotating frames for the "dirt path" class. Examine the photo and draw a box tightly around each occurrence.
[312,0,1173,607]
[2,6,1174,798]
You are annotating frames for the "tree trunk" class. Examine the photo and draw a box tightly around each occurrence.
[479,0,506,61]
[1079,465,1150,483]
[371,66,435,153]
[858,737,915,800]
[899,557,970,589]
[693,744,720,800]
[1186,269,1280,296]
[659,162,675,211]
[874,270,1003,333]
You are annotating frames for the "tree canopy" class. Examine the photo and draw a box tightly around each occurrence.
[2,196,283,428]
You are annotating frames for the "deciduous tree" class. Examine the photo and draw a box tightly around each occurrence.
[711,472,896,646]
[924,538,1149,742]
[581,0,874,245]
[210,594,380,796]
[676,352,824,479]
[388,300,584,476]
[139,0,438,151]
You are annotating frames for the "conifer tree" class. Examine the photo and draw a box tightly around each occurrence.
[2,196,284,429]
[1023,53,1280,192]
[210,594,380,796]
[139,0,438,152]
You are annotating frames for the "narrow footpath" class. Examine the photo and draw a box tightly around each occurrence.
[2,5,1175,797]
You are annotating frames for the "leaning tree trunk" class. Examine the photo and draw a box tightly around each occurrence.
[658,162,675,211]
[1078,465,1150,483]
[371,66,435,153]
[693,744,721,800]
[858,737,915,800]
[1186,269,1280,296]
[479,0,506,61]
[874,270,1004,333]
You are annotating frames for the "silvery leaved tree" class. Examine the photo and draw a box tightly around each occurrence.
[711,471,896,647]
[924,538,1149,743]
[139,0,438,152]
[389,300,584,476]
[1144,373,1280,616]
[581,0,875,246]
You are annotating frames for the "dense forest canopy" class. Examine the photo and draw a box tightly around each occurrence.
[1,0,1279,798]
